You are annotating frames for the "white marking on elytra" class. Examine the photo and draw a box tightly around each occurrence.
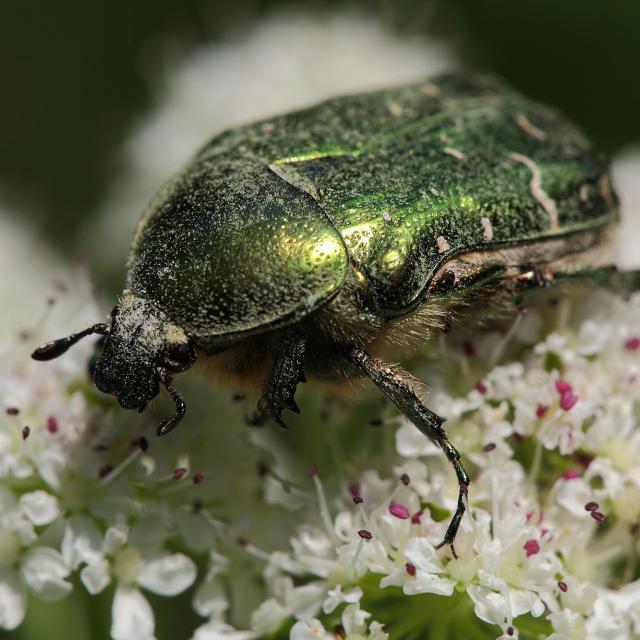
[480,216,494,241]
[509,152,559,230]
[268,162,318,199]
[515,114,546,141]
[579,184,590,202]
[420,82,441,97]
[437,236,450,253]
[443,147,465,160]
[381,210,392,223]
[430,186,440,197]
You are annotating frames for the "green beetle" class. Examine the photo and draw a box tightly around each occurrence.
[32,72,639,555]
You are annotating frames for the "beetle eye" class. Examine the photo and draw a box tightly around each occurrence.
[163,342,196,373]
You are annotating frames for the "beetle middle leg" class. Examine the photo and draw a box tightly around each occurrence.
[349,347,469,557]
[248,330,307,429]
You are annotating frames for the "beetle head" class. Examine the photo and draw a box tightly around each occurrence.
[32,291,196,436]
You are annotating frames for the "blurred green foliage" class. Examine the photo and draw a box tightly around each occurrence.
[1,0,639,256]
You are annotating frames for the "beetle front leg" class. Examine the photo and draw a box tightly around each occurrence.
[350,347,469,557]
[248,331,306,429]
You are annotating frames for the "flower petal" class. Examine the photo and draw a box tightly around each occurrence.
[61,515,104,569]
[81,560,111,595]
[111,585,155,640]
[341,603,370,634]
[18,491,60,526]
[288,581,326,620]
[192,564,229,618]
[193,620,256,640]
[137,552,196,596]
[395,421,441,457]
[20,547,71,601]
[104,525,129,555]
[289,618,332,640]
[250,598,289,636]
[322,584,363,614]
[0,568,26,630]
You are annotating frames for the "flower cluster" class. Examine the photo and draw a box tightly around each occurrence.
[3,200,640,640]
[3,10,640,639]
[1,241,197,636]
[192,287,640,639]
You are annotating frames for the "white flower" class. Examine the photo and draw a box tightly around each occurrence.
[65,521,197,640]
[0,568,24,630]
[548,609,587,640]
[0,487,71,629]
[18,490,60,526]
[250,577,327,635]
[112,586,156,640]
[192,553,231,619]
[380,536,454,596]
[222,283,640,637]
[586,581,640,640]
[322,584,363,614]
[341,604,388,639]
[193,620,257,640]
[290,618,332,640]
[289,604,388,640]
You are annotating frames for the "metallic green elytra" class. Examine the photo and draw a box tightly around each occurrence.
[32,72,638,554]
[128,72,616,336]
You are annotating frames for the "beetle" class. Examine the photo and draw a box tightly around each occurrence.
[32,72,640,555]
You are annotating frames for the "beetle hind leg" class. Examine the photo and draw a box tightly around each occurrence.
[350,347,469,557]
[248,331,306,429]
[512,265,640,295]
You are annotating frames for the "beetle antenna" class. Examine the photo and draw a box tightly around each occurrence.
[157,368,186,437]
[32,323,109,361]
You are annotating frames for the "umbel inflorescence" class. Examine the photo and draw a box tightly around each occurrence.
[3,11,640,640]
[3,202,640,639]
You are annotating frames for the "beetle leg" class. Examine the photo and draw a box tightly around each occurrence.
[157,368,187,436]
[512,265,640,294]
[589,266,640,291]
[248,331,306,429]
[350,347,469,557]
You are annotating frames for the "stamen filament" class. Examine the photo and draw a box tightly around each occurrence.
[98,448,143,487]
[312,473,336,540]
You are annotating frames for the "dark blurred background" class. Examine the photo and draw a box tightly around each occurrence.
[1,0,639,253]
[0,3,638,638]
